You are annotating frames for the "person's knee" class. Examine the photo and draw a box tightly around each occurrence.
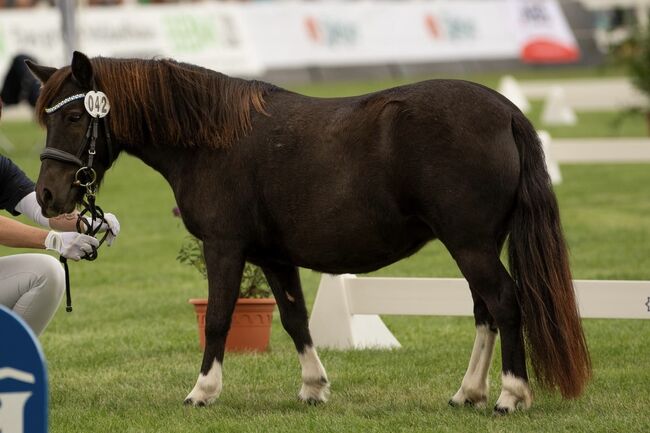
[34,254,65,302]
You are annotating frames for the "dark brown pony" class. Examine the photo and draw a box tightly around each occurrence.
[28,52,590,413]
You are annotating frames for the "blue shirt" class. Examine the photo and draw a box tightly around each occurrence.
[0,155,35,216]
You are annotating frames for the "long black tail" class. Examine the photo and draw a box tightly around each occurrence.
[508,113,591,398]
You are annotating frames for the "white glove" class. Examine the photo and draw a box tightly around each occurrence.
[82,213,120,246]
[44,231,100,261]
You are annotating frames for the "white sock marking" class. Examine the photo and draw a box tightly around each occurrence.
[185,359,223,406]
[298,345,329,403]
[450,325,497,407]
[495,372,533,412]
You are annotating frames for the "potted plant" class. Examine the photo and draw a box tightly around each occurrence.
[177,234,276,352]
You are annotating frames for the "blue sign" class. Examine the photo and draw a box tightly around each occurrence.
[0,305,48,433]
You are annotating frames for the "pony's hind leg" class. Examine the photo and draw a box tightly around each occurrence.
[262,263,330,404]
[449,293,497,409]
[451,246,532,414]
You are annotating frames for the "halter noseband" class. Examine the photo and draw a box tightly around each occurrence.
[41,89,115,312]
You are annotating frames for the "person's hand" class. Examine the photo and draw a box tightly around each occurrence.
[81,213,121,246]
[44,231,99,261]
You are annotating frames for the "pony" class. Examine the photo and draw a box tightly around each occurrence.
[27,51,590,413]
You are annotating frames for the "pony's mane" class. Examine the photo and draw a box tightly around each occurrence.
[36,57,275,148]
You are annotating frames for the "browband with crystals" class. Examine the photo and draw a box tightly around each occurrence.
[44,93,86,114]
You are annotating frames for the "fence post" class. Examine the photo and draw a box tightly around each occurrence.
[309,274,400,350]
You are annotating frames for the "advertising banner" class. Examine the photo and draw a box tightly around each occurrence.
[0,4,261,79]
[244,1,519,68]
[0,1,579,82]
[511,0,580,63]
[244,0,578,68]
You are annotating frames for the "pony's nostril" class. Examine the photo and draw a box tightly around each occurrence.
[42,188,53,205]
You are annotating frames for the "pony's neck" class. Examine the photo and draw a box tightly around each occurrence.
[121,140,188,187]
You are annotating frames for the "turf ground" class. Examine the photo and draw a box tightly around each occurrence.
[0,71,648,432]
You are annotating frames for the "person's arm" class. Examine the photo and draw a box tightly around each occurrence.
[0,214,47,248]
[49,212,81,232]
[0,214,100,261]
[15,192,121,244]
[13,190,77,230]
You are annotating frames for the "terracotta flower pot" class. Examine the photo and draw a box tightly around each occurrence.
[189,298,276,352]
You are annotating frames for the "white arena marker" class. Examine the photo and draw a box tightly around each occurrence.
[498,75,530,113]
[537,130,562,185]
[309,275,650,350]
[541,86,577,126]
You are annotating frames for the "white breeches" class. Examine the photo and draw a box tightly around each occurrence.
[0,253,65,335]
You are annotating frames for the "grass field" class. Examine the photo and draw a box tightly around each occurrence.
[0,75,649,432]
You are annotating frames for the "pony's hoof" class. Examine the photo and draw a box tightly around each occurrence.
[448,399,473,407]
[184,398,207,407]
[449,398,486,409]
[300,396,324,406]
[494,373,533,413]
[298,377,330,404]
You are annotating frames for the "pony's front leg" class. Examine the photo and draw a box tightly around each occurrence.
[184,245,244,407]
[262,264,329,404]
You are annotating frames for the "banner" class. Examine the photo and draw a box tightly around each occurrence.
[244,0,578,68]
[0,4,262,79]
[244,1,519,68]
[511,0,580,63]
[0,1,579,82]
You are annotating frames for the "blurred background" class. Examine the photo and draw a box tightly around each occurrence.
[0,0,647,87]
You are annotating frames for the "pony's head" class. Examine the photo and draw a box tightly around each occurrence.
[28,51,114,217]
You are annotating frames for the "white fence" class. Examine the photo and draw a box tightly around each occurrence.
[520,78,647,111]
[309,274,650,349]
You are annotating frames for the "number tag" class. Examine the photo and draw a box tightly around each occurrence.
[84,91,110,118]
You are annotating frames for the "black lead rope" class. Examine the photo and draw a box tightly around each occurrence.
[59,195,111,313]
[60,257,72,312]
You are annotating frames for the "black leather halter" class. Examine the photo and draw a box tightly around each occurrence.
[40,99,114,178]
[41,90,116,311]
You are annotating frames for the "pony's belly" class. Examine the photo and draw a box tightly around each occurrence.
[288,219,435,274]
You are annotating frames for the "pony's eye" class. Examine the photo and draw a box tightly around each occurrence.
[67,113,82,122]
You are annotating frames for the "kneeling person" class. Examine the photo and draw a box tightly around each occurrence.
[0,154,120,335]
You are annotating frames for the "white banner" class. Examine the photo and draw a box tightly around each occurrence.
[244,0,579,68]
[0,4,262,80]
[0,1,578,82]
[244,1,519,68]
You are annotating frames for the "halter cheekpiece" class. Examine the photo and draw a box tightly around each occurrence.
[41,88,115,312]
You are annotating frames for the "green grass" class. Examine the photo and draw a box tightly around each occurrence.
[0,78,649,433]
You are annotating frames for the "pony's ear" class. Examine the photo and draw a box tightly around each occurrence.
[71,51,94,88]
[25,60,56,84]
